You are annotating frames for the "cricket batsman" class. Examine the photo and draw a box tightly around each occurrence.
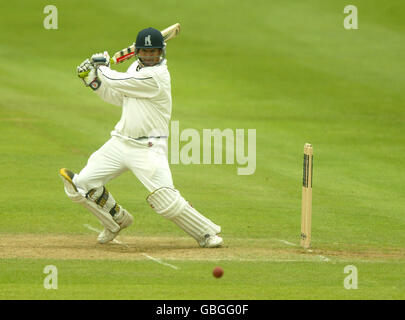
[59,27,223,248]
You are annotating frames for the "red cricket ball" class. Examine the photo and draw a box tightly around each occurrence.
[213,266,224,278]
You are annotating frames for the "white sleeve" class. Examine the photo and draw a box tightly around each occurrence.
[94,81,124,107]
[97,66,159,99]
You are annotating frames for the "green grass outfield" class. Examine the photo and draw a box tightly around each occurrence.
[1,0,404,300]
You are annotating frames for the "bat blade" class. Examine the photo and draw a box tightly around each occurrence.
[162,22,181,42]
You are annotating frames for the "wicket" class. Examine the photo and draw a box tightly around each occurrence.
[300,143,313,248]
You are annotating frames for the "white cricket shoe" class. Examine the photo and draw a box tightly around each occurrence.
[97,209,133,244]
[97,229,119,244]
[200,234,223,248]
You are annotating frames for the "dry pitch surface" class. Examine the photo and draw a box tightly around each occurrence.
[1,232,404,265]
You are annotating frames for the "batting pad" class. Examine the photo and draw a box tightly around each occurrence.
[59,172,120,233]
[147,187,221,245]
[86,187,120,218]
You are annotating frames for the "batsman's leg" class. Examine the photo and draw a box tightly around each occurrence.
[147,187,223,248]
[126,138,222,247]
[59,168,133,243]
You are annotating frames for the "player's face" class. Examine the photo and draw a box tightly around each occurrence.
[138,48,162,66]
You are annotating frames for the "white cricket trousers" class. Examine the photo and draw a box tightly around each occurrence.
[73,136,174,196]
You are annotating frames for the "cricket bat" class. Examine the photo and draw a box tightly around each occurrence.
[78,23,180,78]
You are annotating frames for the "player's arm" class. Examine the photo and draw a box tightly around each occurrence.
[96,66,160,99]
[94,77,124,107]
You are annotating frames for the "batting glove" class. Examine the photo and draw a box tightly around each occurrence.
[77,58,101,90]
[90,51,110,67]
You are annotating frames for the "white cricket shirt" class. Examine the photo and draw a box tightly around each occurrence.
[96,60,172,140]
